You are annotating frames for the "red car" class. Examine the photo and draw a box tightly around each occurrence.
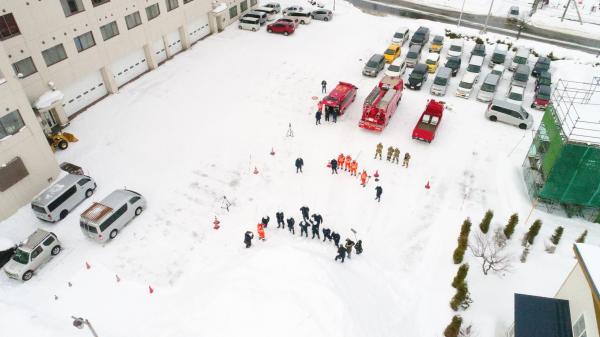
[267,21,295,35]
[412,100,444,143]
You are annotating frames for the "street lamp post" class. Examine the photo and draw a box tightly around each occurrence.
[72,316,99,337]
[481,0,496,33]
[457,0,466,28]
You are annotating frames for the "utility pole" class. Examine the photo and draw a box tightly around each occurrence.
[481,0,496,33]
[457,0,467,28]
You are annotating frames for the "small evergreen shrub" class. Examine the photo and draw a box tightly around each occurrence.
[444,315,463,337]
[479,210,493,234]
[503,213,519,239]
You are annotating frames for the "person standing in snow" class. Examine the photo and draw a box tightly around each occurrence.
[355,240,363,255]
[331,231,341,247]
[257,224,266,241]
[299,220,310,237]
[360,170,368,187]
[295,157,304,173]
[276,212,285,228]
[345,154,352,171]
[311,221,320,239]
[287,217,295,234]
[315,110,322,125]
[337,153,345,170]
[321,80,327,93]
[350,160,358,176]
[322,228,332,242]
[300,206,310,221]
[345,239,355,259]
[386,146,394,161]
[335,245,346,263]
[244,231,254,248]
[330,158,338,174]
[375,142,383,160]
[332,106,339,123]
[392,148,400,164]
[311,214,323,226]
[375,186,383,202]
[324,106,330,122]
[403,152,411,168]
[261,216,270,228]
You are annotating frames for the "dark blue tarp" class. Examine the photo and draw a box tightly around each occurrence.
[514,293,573,337]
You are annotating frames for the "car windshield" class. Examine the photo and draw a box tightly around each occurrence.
[481,83,495,92]
[385,49,395,55]
[511,9,519,15]
[413,33,424,40]
[467,64,481,73]
[450,45,462,52]
[426,59,437,65]
[434,77,447,86]
[492,54,506,63]
[410,72,424,80]
[537,92,551,100]
[539,78,551,85]
[325,95,338,101]
[535,63,550,71]
[407,51,417,58]
[514,56,527,64]
[509,92,523,101]
[12,248,29,264]
[446,59,459,67]
[367,60,379,67]
[388,65,400,72]
[459,81,473,89]
[394,32,403,38]
[515,73,528,81]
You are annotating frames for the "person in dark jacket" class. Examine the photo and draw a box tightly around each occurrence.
[276,212,285,228]
[335,245,346,263]
[332,106,339,123]
[261,216,270,228]
[244,231,254,248]
[331,231,341,247]
[375,186,383,202]
[311,221,320,239]
[295,157,304,173]
[322,228,332,242]
[345,239,355,259]
[287,217,295,234]
[315,110,322,125]
[311,214,323,226]
[299,221,310,237]
[321,80,327,93]
[300,206,310,221]
[325,106,330,122]
[330,159,338,174]
[355,240,363,255]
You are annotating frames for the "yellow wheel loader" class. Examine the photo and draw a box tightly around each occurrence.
[47,132,78,151]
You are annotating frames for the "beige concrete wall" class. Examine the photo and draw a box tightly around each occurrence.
[0,43,59,221]
[556,263,600,337]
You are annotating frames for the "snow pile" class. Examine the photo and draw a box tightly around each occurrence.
[33,90,64,110]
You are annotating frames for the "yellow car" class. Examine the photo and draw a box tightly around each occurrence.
[425,53,440,73]
[429,35,444,53]
[383,44,401,63]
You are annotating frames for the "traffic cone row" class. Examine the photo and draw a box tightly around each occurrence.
[83,262,154,294]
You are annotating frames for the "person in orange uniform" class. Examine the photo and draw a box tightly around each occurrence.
[337,153,345,169]
[257,223,266,241]
[344,155,352,171]
[360,170,368,187]
[349,160,358,176]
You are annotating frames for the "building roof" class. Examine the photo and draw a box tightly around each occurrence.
[514,293,573,337]
[574,243,600,300]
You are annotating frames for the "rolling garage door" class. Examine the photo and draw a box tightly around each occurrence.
[61,70,108,117]
[187,15,210,45]
[165,30,183,56]
[153,39,168,65]
[111,48,149,88]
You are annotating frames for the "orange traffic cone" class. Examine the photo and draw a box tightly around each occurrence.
[213,217,221,230]
[149,285,154,294]
[253,167,259,175]
[85,261,91,270]
[374,170,380,182]
[425,181,431,189]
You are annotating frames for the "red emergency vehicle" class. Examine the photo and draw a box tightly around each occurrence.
[412,100,444,143]
[359,76,404,132]
[317,82,358,116]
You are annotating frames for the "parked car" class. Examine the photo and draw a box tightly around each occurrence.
[510,47,530,71]
[489,43,508,67]
[491,64,505,77]
[405,44,422,68]
[244,11,267,25]
[284,11,312,24]
[363,54,386,77]
[476,73,501,102]
[3,229,61,281]
[430,67,452,96]
[31,173,97,222]
[507,6,520,21]
[276,18,298,28]
[535,71,552,89]
[506,85,525,105]
[410,26,430,48]
[531,85,552,110]
[385,58,407,77]
[239,17,261,31]
[311,9,333,21]
[264,2,281,13]
[429,35,444,53]
[282,5,304,15]
[425,52,440,73]
[384,44,401,63]
[392,26,410,45]
[466,55,484,82]
[455,72,478,98]
[0,238,16,269]
[511,64,530,88]
[445,56,462,77]
[406,63,429,90]
[80,189,146,242]
[485,99,533,129]
[267,21,295,35]
[253,7,278,21]
[532,56,551,77]
[447,39,464,58]
[471,43,487,59]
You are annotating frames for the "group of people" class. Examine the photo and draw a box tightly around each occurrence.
[243,206,363,263]
[328,153,372,188]
[375,143,411,167]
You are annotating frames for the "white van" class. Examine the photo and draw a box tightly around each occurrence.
[253,7,277,21]
[510,47,530,71]
[244,11,267,25]
[391,27,410,45]
[430,67,452,96]
[466,55,484,82]
[489,43,508,68]
[455,72,478,98]
[284,11,312,24]
[485,99,533,129]
[238,17,261,31]
[31,174,97,222]
[477,73,501,102]
[447,39,464,57]
[385,58,407,77]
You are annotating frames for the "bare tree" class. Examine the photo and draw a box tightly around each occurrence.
[469,232,513,275]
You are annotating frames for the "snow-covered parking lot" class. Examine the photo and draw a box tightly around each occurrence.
[1,1,600,336]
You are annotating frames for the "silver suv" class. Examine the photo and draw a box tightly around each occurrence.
[3,229,61,281]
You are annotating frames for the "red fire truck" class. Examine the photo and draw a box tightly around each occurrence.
[317,82,358,116]
[412,99,444,143]
[359,76,404,132]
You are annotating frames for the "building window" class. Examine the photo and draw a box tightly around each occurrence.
[100,21,119,41]
[0,13,20,40]
[0,110,25,140]
[41,44,68,67]
[166,0,179,11]
[250,0,257,6]
[74,31,96,52]
[60,0,85,17]
[183,0,193,3]
[91,0,110,7]
[145,3,161,21]
[240,0,248,12]
[229,6,238,19]
[573,315,586,337]
[12,57,37,78]
[0,157,29,192]
[125,11,142,30]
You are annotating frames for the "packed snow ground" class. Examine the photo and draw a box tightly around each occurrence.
[1,1,600,336]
